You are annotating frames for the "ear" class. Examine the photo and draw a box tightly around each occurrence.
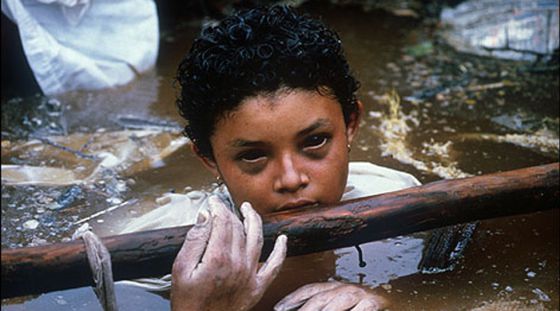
[346,100,363,145]
[191,143,220,178]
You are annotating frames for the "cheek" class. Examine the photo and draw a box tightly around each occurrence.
[310,146,350,202]
[224,175,271,212]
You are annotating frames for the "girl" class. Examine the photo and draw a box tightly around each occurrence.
[122,5,420,310]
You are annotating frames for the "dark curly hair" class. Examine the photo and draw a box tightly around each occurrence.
[176,5,360,159]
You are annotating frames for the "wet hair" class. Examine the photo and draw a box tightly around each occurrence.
[176,5,360,159]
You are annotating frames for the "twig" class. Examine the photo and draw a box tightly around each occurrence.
[29,135,97,160]
[467,81,516,92]
[75,199,139,225]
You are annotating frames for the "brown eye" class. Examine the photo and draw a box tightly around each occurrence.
[239,150,266,163]
[303,134,329,150]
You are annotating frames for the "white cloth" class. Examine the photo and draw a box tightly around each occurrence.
[1,0,159,95]
[118,162,421,291]
[120,188,235,234]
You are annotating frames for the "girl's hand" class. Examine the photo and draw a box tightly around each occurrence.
[171,196,288,311]
[274,281,386,311]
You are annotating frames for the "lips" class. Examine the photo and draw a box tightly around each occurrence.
[277,200,318,211]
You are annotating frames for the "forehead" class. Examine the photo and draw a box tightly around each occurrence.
[213,89,345,141]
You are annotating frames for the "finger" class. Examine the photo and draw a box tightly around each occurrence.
[298,285,362,311]
[256,234,287,288]
[172,209,211,278]
[240,202,263,269]
[229,204,246,266]
[297,289,333,311]
[203,196,233,264]
[322,287,361,311]
[273,281,342,311]
[350,298,381,311]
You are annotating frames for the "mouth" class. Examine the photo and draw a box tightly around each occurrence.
[277,200,318,212]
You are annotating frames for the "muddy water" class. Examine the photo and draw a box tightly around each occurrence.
[2,2,558,310]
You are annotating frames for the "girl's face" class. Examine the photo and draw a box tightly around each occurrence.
[199,89,361,215]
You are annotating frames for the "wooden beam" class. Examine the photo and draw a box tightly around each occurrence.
[2,162,558,299]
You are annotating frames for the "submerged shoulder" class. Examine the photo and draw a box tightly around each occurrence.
[120,186,236,234]
[119,190,211,234]
[349,162,421,185]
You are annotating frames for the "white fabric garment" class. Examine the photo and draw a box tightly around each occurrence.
[1,0,159,95]
[117,162,421,291]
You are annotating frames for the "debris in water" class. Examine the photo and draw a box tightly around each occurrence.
[75,198,139,225]
[107,197,123,205]
[404,41,434,57]
[531,288,551,302]
[372,90,472,179]
[23,219,39,230]
[1,130,190,186]
[440,0,559,61]
[115,115,181,132]
[47,185,83,210]
[458,130,559,157]
[419,222,478,274]
[471,298,546,311]
[1,165,81,186]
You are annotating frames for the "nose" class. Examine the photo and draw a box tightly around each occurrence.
[273,153,309,193]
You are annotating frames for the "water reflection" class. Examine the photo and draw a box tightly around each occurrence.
[335,236,425,287]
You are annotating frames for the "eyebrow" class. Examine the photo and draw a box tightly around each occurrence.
[296,118,331,138]
[229,118,332,148]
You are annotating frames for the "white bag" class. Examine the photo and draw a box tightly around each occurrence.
[1,0,159,95]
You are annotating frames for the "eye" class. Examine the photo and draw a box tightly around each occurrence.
[303,134,329,150]
[238,150,266,163]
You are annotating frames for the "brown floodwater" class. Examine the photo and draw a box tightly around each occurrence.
[2,2,558,310]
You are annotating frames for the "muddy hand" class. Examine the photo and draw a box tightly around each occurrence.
[171,196,288,311]
[274,280,385,311]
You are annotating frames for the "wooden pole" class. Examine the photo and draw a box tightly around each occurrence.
[2,163,558,299]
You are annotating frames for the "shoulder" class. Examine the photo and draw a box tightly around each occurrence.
[343,162,421,200]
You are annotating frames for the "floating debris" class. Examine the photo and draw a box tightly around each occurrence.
[75,198,138,225]
[371,90,472,179]
[47,185,83,210]
[23,219,39,230]
[420,222,478,274]
[115,115,181,132]
[2,130,189,186]
[404,41,434,57]
[440,0,559,61]
[471,298,546,311]
[491,113,559,133]
[458,130,559,157]
[2,165,81,186]
[1,96,67,139]
[532,288,551,302]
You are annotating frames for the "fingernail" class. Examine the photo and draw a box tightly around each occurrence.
[240,201,254,214]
